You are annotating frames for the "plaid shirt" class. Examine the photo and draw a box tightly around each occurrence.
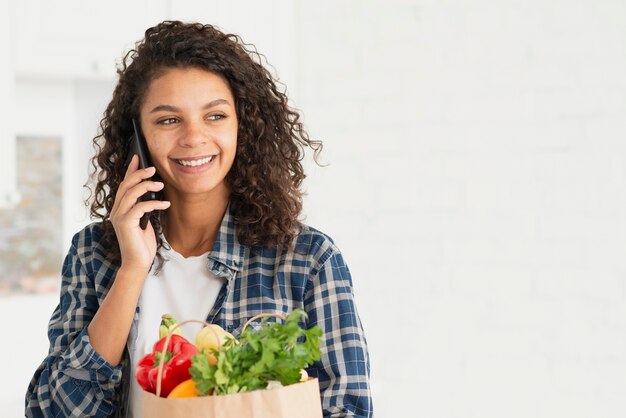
[25,208,373,417]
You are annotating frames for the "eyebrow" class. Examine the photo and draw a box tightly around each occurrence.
[149,99,230,113]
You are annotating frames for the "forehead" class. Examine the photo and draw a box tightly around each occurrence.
[142,67,234,105]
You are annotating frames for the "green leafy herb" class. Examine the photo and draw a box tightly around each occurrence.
[190,309,323,395]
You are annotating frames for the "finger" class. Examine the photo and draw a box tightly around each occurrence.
[112,155,140,213]
[113,166,157,212]
[127,200,171,227]
[117,181,165,215]
[124,166,156,188]
[126,153,139,176]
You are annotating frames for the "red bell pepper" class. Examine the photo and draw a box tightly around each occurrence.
[135,334,199,397]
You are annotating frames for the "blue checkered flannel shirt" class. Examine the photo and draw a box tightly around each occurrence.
[25,208,373,417]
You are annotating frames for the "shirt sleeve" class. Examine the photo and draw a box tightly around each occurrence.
[304,250,373,418]
[25,230,124,418]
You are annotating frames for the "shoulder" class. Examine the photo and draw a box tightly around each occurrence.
[252,222,341,271]
[63,222,119,294]
[294,224,355,298]
[66,222,113,267]
[69,222,107,251]
[292,222,343,271]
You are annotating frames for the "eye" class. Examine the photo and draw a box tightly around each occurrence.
[207,114,226,121]
[157,117,179,125]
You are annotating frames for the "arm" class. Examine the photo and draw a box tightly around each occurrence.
[25,230,124,418]
[26,157,166,417]
[87,266,145,367]
[304,251,373,418]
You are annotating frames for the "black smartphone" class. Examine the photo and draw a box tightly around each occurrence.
[127,119,157,229]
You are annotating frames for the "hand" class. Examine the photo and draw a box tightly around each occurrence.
[110,154,171,275]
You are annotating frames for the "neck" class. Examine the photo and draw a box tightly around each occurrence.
[162,186,230,257]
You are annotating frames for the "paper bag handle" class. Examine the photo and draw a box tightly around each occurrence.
[155,319,221,398]
[242,312,287,332]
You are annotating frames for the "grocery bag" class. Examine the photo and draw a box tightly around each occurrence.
[141,315,324,418]
[142,377,323,418]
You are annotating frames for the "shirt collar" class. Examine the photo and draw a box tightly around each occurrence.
[207,205,248,274]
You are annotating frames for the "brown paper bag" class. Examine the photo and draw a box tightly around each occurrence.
[142,315,323,418]
[142,378,323,418]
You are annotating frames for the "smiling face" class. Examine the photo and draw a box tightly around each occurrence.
[139,67,238,202]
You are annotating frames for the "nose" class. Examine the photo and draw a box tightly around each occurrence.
[178,120,209,147]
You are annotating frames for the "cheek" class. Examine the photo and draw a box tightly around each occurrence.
[220,138,238,174]
[146,142,171,172]
[225,137,238,162]
[146,137,169,158]
[219,127,238,155]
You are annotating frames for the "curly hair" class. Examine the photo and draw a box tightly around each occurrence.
[86,21,323,262]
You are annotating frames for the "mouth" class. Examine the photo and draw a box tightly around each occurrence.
[173,155,216,167]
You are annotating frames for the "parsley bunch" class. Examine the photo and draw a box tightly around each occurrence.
[190,309,323,395]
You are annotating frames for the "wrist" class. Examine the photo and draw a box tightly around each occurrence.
[116,264,151,287]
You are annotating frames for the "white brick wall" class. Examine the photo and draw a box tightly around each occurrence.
[3,1,626,417]
[296,0,626,417]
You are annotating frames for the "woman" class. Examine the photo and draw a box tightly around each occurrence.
[26,21,372,417]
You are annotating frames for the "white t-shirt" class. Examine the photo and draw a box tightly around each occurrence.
[129,243,225,418]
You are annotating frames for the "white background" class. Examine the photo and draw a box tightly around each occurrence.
[2,0,626,417]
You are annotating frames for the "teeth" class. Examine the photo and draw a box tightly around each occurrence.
[177,156,214,166]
